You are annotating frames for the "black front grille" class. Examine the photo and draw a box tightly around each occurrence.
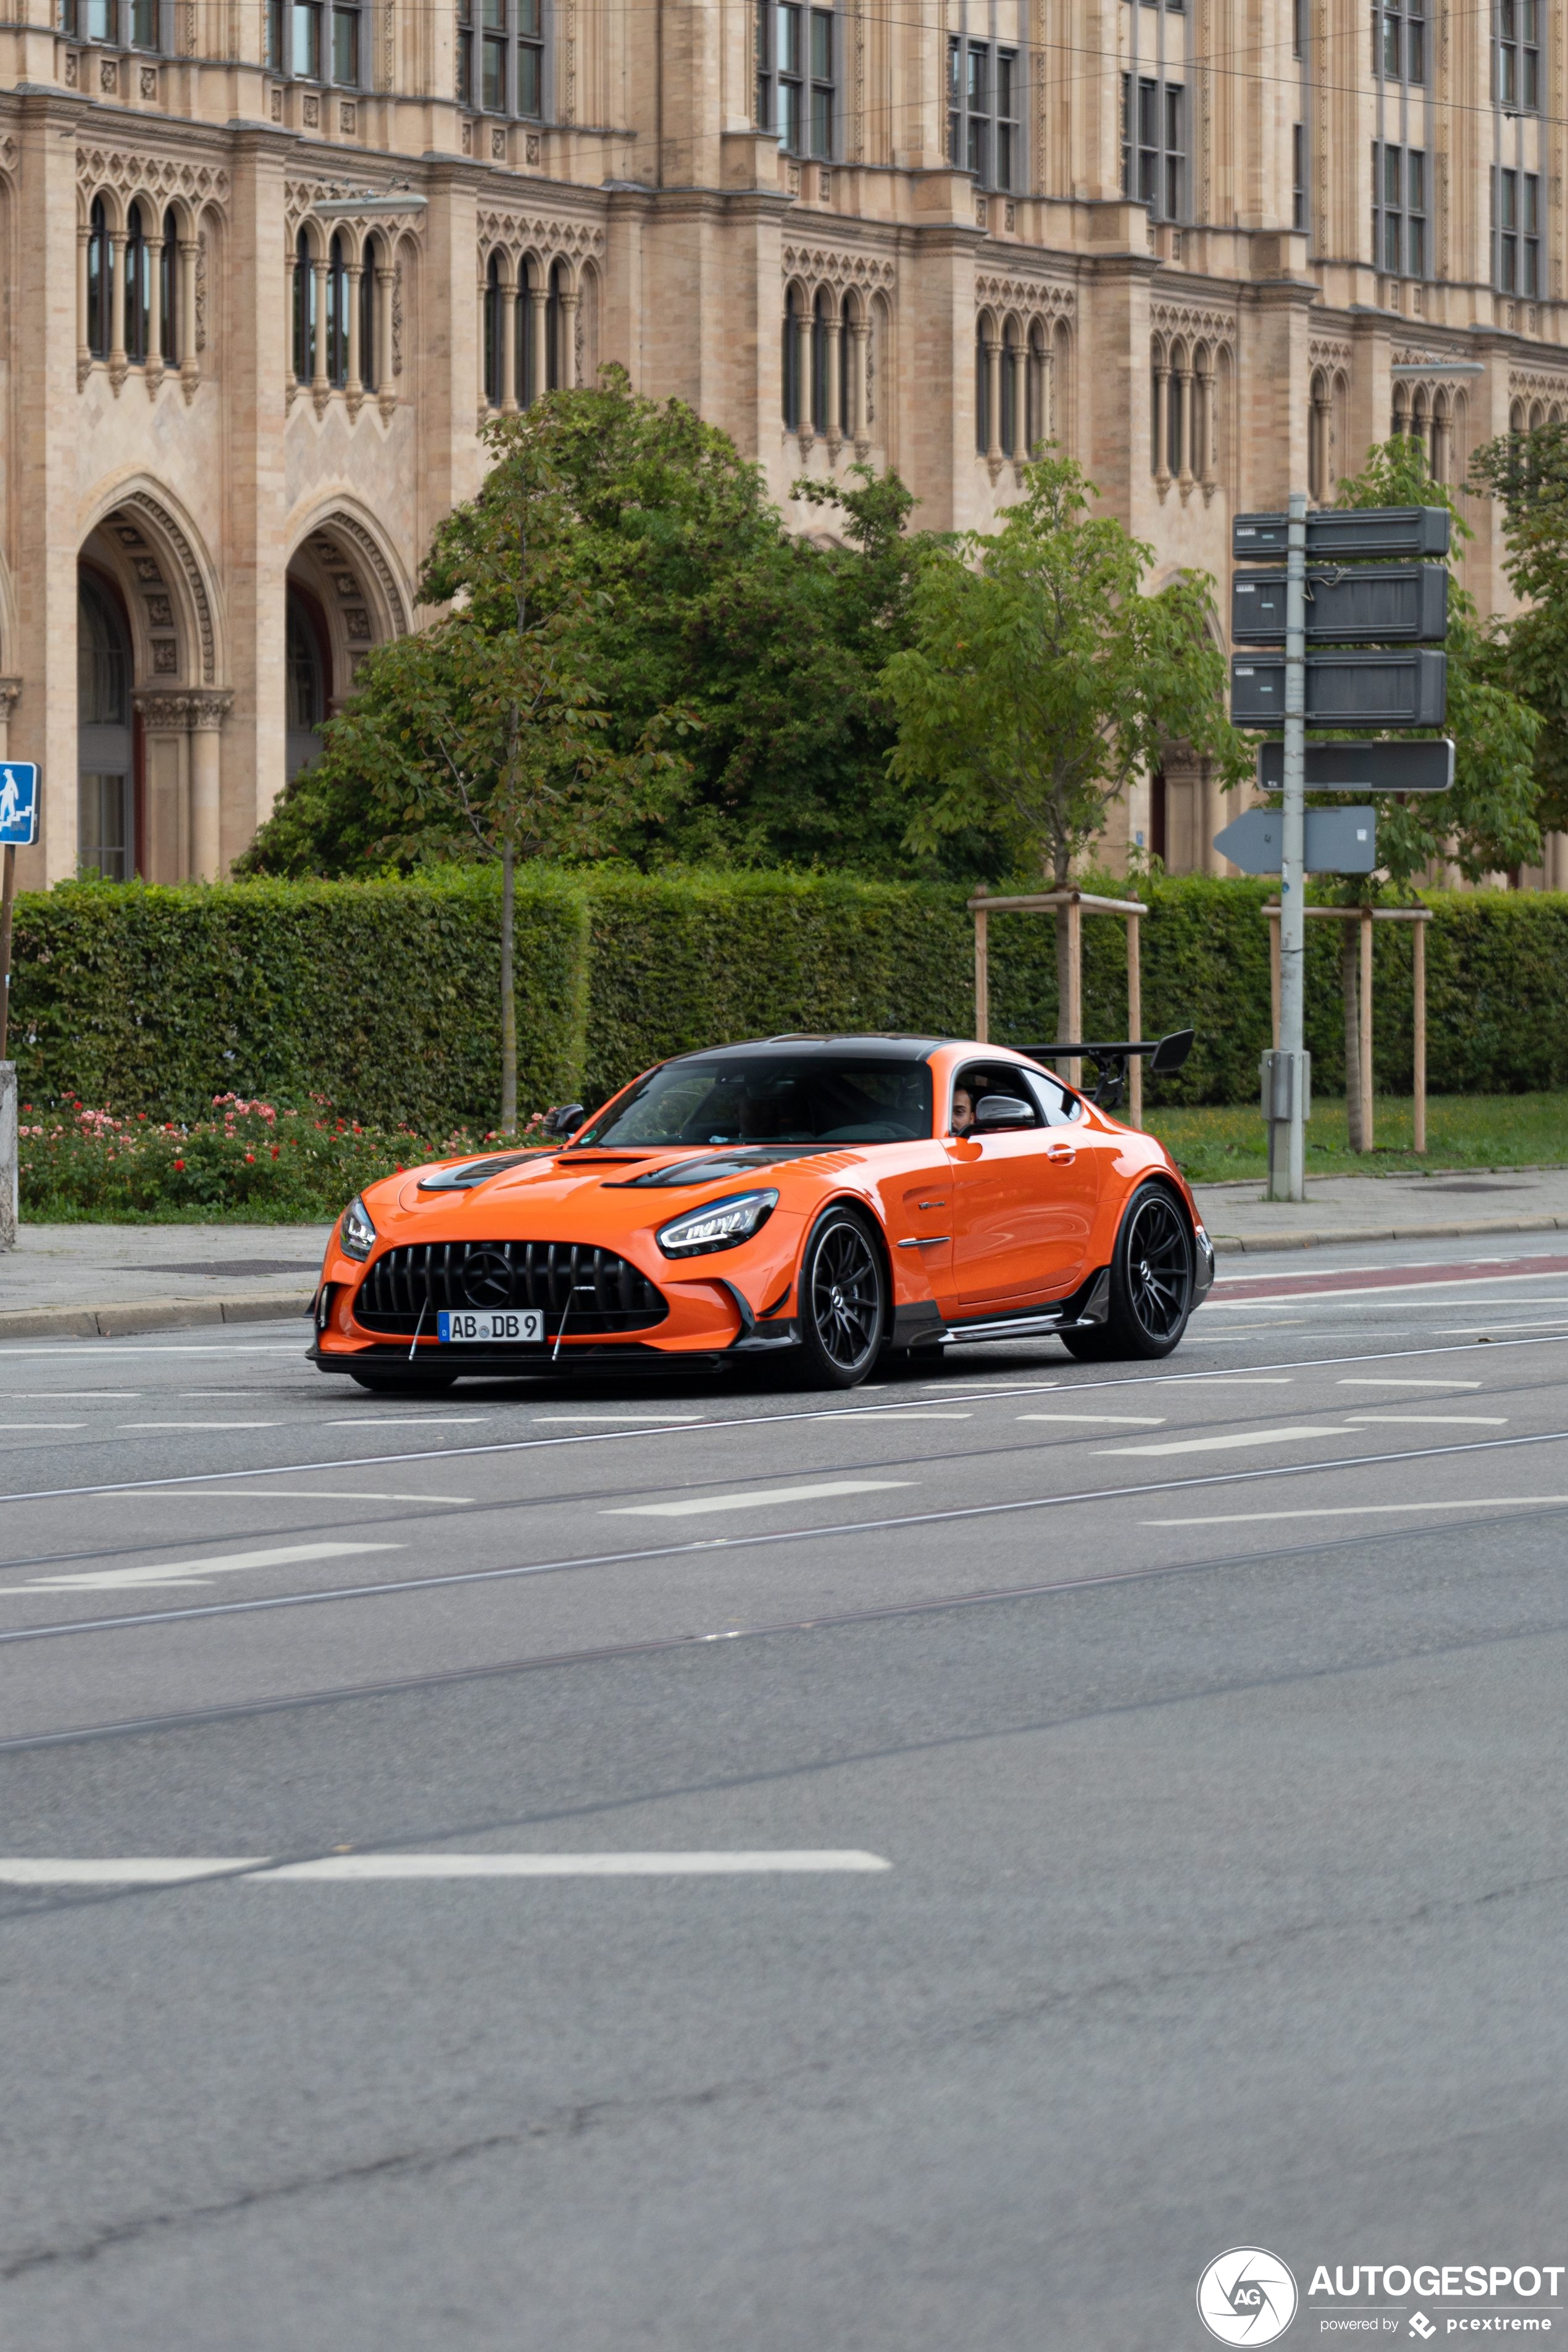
[354,1241,669,1335]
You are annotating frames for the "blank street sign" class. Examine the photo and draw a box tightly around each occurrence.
[1213,806,1377,875]
[1231,565,1448,644]
[1256,739,1455,794]
[1231,649,1446,728]
[1232,506,1452,561]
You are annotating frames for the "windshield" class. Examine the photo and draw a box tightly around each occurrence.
[575,1056,935,1149]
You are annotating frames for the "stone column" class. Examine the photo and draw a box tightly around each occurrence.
[984,329,1002,469]
[0,682,20,757]
[132,690,192,882]
[499,272,519,412]
[144,228,165,393]
[824,302,841,454]
[1198,367,1216,496]
[796,304,814,446]
[529,280,548,404]
[1011,338,1027,464]
[311,252,331,413]
[107,224,128,393]
[559,285,579,387]
[1153,361,1171,495]
[344,257,364,417]
[851,316,870,453]
[75,219,91,388]
[178,236,199,402]
[376,264,395,418]
[187,691,233,880]
[1177,364,1194,493]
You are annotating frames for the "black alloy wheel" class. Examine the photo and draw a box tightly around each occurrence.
[1061,1181,1195,1362]
[797,1209,886,1388]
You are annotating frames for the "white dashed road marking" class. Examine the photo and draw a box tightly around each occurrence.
[604,1480,914,1519]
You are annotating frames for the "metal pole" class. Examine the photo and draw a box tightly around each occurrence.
[1127,911,1142,1129]
[974,896,989,1043]
[1272,489,1308,1203]
[0,842,15,1066]
[1412,914,1427,1154]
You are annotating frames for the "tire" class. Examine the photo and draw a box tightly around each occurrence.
[795,1207,887,1388]
[347,1365,459,1394]
[1059,1182,1195,1362]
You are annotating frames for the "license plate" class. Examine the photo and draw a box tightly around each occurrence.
[436,1309,545,1344]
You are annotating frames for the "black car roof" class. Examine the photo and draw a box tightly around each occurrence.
[662,1035,957,1067]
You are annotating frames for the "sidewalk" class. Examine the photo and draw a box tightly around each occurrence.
[2,1170,1568,1336]
[0,1224,333,1338]
[1196,1165,1568,1254]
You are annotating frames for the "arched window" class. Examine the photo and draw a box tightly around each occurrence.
[546,258,564,390]
[293,228,314,383]
[484,253,502,407]
[160,207,178,364]
[1167,347,1184,477]
[125,203,149,364]
[360,247,377,392]
[1027,320,1048,453]
[782,285,801,430]
[838,296,853,441]
[976,317,989,456]
[323,234,347,387]
[86,198,111,361]
[1000,320,1017,456]
[78,572,134,882]
[515,264,535,406]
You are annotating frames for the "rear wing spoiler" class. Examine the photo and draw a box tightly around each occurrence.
[1016,1028,1195,1112]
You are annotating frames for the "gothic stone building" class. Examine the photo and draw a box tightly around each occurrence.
[3,0,1566,892]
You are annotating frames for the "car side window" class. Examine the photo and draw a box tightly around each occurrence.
[1020,1068,1082,1127]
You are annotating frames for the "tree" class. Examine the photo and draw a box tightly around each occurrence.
[1469,417,1568,839]
[879,452,1249,1011]
[244,371,936,882]
[1322,437,1540,1145]
[286,440,690,1131]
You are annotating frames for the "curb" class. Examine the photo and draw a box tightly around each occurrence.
[1208,1213,1568,1257]
[0,1290,312,1341]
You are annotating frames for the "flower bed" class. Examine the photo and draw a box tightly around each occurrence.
[17,1095,546,1222]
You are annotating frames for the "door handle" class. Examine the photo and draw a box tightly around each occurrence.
[1045,1145,1075,1166]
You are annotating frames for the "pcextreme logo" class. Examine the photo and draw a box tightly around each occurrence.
[1197,2249,1300,2345]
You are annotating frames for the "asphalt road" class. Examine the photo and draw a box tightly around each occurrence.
[6,1235,1568,2350]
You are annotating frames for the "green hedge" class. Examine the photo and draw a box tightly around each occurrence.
[8,867,1568,1124]
[8,870,588,1128]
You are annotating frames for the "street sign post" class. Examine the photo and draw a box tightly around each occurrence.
[1214,806,1377,875]
[0,761,38,1069]
[1255,739,1455,794]
[1227,506,1452,1197]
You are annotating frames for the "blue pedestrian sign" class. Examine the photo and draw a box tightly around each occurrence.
[0,764,38,847]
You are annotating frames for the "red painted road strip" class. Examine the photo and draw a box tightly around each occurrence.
[1210,1252,1568,1302]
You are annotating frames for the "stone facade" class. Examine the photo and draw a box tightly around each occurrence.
[3,0,1566,890]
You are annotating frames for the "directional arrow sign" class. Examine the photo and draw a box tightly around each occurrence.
[1214,806,1377,876]
[1256,739,1455,794]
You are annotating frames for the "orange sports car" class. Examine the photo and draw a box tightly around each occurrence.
[308,1033,1214,1393]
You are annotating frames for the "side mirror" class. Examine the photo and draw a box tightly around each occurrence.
[542,1101,586,1139]
[971,1094,1035,1132]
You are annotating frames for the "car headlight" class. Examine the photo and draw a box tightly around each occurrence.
[339,1195,377,1261]
[656,1189,778,1258]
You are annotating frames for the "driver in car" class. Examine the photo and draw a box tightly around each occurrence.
[951,1084,976,1136]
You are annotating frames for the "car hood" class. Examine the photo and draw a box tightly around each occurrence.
[386,1144,857,1217]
